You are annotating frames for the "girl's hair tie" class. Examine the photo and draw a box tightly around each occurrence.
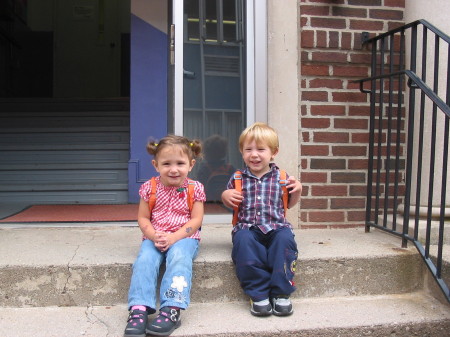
[190,142,193,147]
[154,143,158,146]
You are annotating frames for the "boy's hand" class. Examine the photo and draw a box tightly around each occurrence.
[221,189,243,208]
[286,176,302,208]
[287,175,302,194]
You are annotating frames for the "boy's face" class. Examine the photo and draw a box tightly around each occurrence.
[241,139,278,178]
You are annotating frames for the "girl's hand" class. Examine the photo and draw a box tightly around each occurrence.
[154,231,174,252]
[221,189,243,208]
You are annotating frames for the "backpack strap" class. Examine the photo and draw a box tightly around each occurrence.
[186,179,196,211]
[232,170,242,226]
[278,170,289,217]
[231,169,288,225]
[148,177,196,215]
[148,177,158,215]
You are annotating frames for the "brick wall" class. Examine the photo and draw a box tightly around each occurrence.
[299,0,406,228]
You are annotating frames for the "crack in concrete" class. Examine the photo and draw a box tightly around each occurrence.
[84,305,112,337]
[62,235,96,296]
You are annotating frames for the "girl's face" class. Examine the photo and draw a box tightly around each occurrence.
[152,145,195,187]
[241,139,277,178]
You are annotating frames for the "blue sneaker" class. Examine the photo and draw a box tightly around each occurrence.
[271,297,293,316]
[250,298,272,316]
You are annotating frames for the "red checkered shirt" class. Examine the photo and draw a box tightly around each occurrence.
[139,177,206,240]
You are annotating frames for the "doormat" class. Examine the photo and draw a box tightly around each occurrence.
[0,203,228,223]
[0,204,139,223]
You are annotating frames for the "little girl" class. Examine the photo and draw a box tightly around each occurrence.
[124,135,205,337]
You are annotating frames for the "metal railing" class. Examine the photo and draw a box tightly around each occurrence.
[356,20,450,302]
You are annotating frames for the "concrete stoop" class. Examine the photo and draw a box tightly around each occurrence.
[0,225,449,337]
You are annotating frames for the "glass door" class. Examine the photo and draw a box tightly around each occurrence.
[174,0,246,210]
[173,0,265,218]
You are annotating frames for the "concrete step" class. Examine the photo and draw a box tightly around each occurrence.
[0,292,449,337]
[0,225,429,307]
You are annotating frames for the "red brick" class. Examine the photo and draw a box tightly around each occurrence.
[384,0,405,8]
[302,132,310,142]
[333,65,369,77]
[348,159,368,170]
[301,105,307,115]
[301,79,307,89]
[300,198,328,209]
[350,185,367,196]
[351,132,370,143]
[332,145,367,156]
[369,9,403,21]
[331,172,366,183]
[349,52,372,64]
[332,6,367,18]
[317,30,327,48]
[311,105,346,116]
[334,118,368,129]
[349,105,370,116]
[300,16,308,27]
[331,198,366,209]
[301,159,308,169]
[341,32,352,49]
[301,51,310,62]
[302,91,328,102]
[309,211,345,222]
[311,51,348,63]
[302,117,331,129]
[301,144,329,156]
[350,19,384,31]
[310,78,343,89]
[388,21,405,31]
[310,17,346,29]
[313,132,349,143]
[329,31,339,48]
[348,0,381,5]
[310,159,346,170]
[300,212,308,223]
[301,30,315,48]
[348,211,366,222]
[332,91,368,103]
[300,5,330,16]
[302,64,329,76]
[300,172,328,183]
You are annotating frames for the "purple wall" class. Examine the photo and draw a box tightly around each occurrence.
[128,14,168,202]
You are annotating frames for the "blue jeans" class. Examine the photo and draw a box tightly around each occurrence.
[127,238,199,312]
[232,226,298,302]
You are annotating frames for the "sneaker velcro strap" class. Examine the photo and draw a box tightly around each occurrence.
[159,308,179,322]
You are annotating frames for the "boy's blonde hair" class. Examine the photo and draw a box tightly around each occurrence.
[239,122,279,153]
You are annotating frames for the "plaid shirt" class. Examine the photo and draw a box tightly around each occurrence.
[226,163,291,234]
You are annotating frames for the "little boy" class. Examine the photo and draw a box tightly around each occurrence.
[221,122,302,317]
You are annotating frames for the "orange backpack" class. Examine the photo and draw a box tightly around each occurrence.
[231,170,289,225]
[148,177,196,215]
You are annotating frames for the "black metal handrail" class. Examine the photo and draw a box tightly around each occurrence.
[356,19,450,302]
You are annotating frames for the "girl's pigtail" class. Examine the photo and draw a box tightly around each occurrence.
[146,139,159,155]
[190,139,203,159]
